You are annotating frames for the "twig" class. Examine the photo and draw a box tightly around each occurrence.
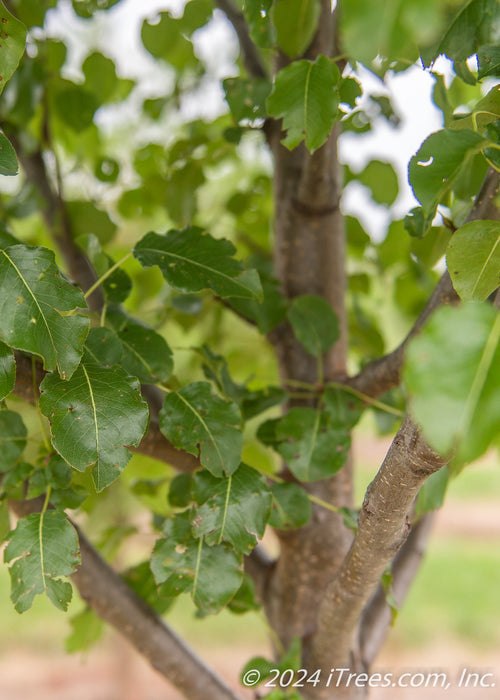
[213,0,268,79]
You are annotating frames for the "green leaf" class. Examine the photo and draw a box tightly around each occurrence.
[358,160,399,206]
[227,262,288,334]
[82,327,123,368]
[415,467,449,517]
[106,308,173,384]
[133,227,262,300]
[0,409,26,471]
[223,77,271,122]
[159,382,242,477]
[450,86,500,132]
[0,501,10,542]
[39,365,150,491]
[0,2,26,95]
[478,44,500,79]
[76,234,131,304]
[446,220,500,301]
[287,295,339,357]
[82,52,133,105]
[0,132,19,175]
[267,55,340,153]
[404,303,500,463]
[0,244,89,379]
[151,512,243,614]
[243,0,275,48]
[258,406,351,481]
[67,201,117,246]
[141,12,197,70]
[408,129,487,234]
[123,561,175,614]
[273,0,321,58]
[168,473,193,508]
[4,511,80,613]
[422,0,500,84]
[53,84,98,132]
[0,341,15,399]
[66,608,104,653]
[227,573,260,614]
[191,464,272,554]
[268,482,312,529]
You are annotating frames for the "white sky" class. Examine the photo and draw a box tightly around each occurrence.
[44,0,447,240]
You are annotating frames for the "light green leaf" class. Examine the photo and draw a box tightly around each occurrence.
[39,365,149,491]
[66,608,104,653]
[450,86,500,132]
[106,308,173,384]
[133,227,262,300]
[404,303,500,463]
[408,129,487,234]
[258,407,351,481]
[72,0,121,17]
[287,295,339,357]
[358,160,399,206]
[0,244,89,379]
[478,44,500,79]
[422,0,500,84]
[447,220,500,301]
[159,382,242,477]
[0,409,26,472]
[68,202,117,246]
[268,482,312,529]
[243,0,275,48]
[273,0,321,58]
[267,55,340,153]
[141,12,197,70]
[0,133,19,175]
[4,511,80,613]
[151,512,243,614]
[191,464,272,554]
[0,2,26,95]
[0,341,15,400]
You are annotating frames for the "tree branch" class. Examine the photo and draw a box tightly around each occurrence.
[8,498,243,700]
[346,167,500,399]
[12,352,200,472]
[304,418,447,689]
[359,511,436,666]
[213,0,268,79]
[244,544,276,602]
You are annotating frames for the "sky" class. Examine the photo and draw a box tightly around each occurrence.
[45,0,447,240]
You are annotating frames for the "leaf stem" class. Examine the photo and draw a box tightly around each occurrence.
[328,381,404,417]
[258,469,344,515]
[83,252,133,301]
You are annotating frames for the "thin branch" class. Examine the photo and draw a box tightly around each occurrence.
[346,167,500,399]
[213,0,268,79]
[359,511,436,666]
[9,498,243,700]
[304,418,447,684]
[13,352,200,473]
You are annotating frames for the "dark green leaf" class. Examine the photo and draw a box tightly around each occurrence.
[133,227,262,300]
[123,561,174,614]
[404,303,500,462]
[447,220,500,301]
[68,202,117,246]
[106,307,173,384]
[0,340,15,399]
[0,501,10,542]
[82,327,123,367]
[72,0,121,18]
[273,0,321,58]
[227,574,260,614]
[268,482,312,529]
[478,44,500,79]
[4,511,80,613]
[267,55,340,152]
[227,263,287,333]
[191,464,272,554]
[159,382,242,477]
[0,409,26,471]
[0,2,26,95]
[258,407,351,481]
[339,77,362,108]
[0,244,89,379]
[94,157,120,183]
[76,234,131,304]
[53,84,98,132]
[39,365,149,491]
[287,295,339,357]
[168,473,193,508]
[151,512,243,614]
[66,607,104,653]
[223,77,271,122]
[1,461,32,492]
[323,387,363,429]
[0,132,19,175]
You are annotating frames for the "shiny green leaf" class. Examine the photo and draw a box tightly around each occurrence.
[4,511,80,613]
[159,382,242,477]
[447,220,500,301]
[0,245,89,379]
[133,228,263,300]
[267,55,340,152]
[39,365,149,491]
